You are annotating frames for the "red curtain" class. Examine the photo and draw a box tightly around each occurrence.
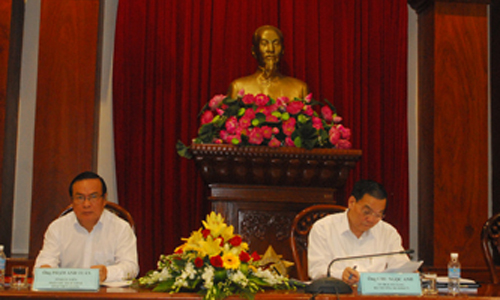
[113,0,409,275]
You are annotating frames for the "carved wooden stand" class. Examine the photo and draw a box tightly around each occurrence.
[191,144,361,275]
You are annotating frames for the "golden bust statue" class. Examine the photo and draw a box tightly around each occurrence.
[227,25,309,100]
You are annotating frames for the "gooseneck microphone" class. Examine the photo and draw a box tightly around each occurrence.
[305,249,414,295]
[326,249,414,277]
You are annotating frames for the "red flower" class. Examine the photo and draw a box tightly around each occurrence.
[239,251,251,263]
[312,117,323,130]
[282,118,296,136]
[250,251,261,261]
[255,94,270,106]
[228,235,242,247]
[268,138,281,147]
[242,94,255,105]
[261,126,273,139]
[201,111,214,125]
[218,237,225,246]
[321,106,333,123]
[210,255,223,268]
[329,126,341,145]
[209,94,225,110]
[175,248,183,254]
[202,229,211,238]
[248,127,264,145]
[195,257,204,268]
[286,101,304,115]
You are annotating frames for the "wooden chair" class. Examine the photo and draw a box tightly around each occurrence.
[481,212,500,283]
[59,201,135,231]
[289,204,347,281]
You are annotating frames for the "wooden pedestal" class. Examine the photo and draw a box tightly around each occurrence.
[191,144,361,275]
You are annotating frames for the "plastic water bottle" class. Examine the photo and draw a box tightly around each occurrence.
[448,252,461,295]
[0,245,6,289]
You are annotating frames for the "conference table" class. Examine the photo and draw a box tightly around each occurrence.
[2,284,500,300]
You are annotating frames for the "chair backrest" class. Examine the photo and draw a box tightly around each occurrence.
[59,201,135,231]
[481,212,500,284]
[289,204,347,281]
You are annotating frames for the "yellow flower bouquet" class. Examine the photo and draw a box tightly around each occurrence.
[138,212,294,300]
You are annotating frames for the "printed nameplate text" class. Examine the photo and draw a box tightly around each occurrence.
[358,273,421,295]
[33,268,99,291]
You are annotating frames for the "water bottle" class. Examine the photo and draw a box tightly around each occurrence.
[0,245,6,289]
[448,252,461,295]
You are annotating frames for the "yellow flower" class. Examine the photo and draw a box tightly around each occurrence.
[198,235,223,257]
[203,212,228,238]
[222,252,240,270]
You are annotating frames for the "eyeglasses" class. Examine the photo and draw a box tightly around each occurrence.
[360,205,385,220]
[73,194,103,204]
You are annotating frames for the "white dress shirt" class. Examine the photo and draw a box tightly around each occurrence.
[34,209,139,282]
[308,210,409,280]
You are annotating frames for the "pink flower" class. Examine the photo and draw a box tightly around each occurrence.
[268,138,281,147]
[255,94,270,106]
[201,110,214,124]
[272,127,280,135]
[220,130,229,141]
[255,106,268,115]
[329,126,341,145]
[305,93,313,103]
[304,105,314,116]
[277,96,290,108]
[248,127,264,145]
[266,103,279,114]
[337,139,352,149]
[286,101,304,115]
[337,125,351,140]
[244,108,256,119]
[209,94,225,110]
[321,106,333,123]
[334,116,343,123]
[237,89,245,98]
[266,115,279,123]
[216,108,224,116]
[285,137,296,147]
[282,118,296,136]
[225,116,238,134]
[214,139,223,144]
[239,117,252,129]
[261,126,273,139]
[242,94,255,105]
[312,117,323,130]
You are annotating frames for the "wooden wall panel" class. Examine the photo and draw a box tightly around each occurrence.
[0,0,23,256]
[29,0,101,259]
[416,0,489,270]
[0,0,13,252]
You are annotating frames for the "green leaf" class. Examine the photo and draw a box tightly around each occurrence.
[152,278,175,292]
[198,123,216,143]
[176,141,192,159]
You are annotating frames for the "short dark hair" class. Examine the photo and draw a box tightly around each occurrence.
[69,171,107,197]
[351,179,387,201]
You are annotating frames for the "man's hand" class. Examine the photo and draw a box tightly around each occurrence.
[342,266,359,286]
[91,265,108,283]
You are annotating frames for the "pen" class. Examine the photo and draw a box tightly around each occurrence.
[348,265,357,280]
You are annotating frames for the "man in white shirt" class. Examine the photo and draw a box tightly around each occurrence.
[34,171,139,283]
[308,180,409,285]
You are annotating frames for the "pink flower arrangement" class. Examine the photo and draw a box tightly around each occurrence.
[177,91,352,157]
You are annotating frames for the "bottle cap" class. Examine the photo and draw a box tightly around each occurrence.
[451,252,458,259]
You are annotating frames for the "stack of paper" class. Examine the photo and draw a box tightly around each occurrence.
[436,277,480,294]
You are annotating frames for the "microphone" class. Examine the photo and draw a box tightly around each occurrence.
[305,249,414,295]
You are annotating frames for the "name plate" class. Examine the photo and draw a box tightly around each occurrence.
[33,268,100,291]
[358,273,421,295]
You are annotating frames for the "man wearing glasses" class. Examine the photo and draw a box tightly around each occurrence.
[307,180,409,285]
[34,171,139,283]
